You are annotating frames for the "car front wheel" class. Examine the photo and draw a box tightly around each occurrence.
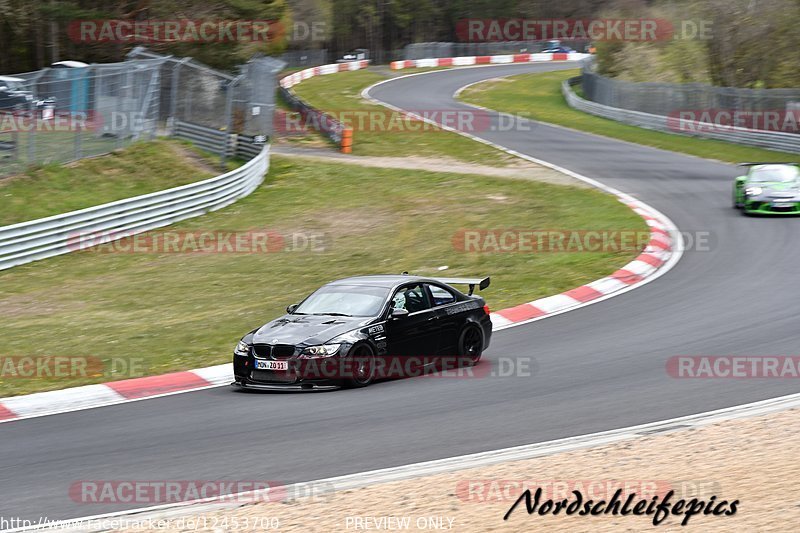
[342,344,375,388]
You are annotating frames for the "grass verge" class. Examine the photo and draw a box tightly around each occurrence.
[459,69,799,164]
[285,69,517,165]
[0,155,645,396]
[0,139,217,226]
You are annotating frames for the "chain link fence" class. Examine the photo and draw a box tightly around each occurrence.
[581,60,800,118]
[0,48,284,178]
[127,47,284,167]
[565,75,800,153]
[0,59,164,177]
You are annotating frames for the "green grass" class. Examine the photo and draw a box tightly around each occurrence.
[0,130,130,173]
[459,69,799,164]
[288,69,517,165]
[0,139,217,226]
[0,155,645,396]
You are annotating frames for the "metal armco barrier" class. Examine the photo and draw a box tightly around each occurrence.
[279,61,369,152]
[563,77,800,154]
[174,120,269,160]
[0,145,269,271]
[279,86,348,147]
[174,120,231,156]
[581,63,800,117]
[236,134,268,160]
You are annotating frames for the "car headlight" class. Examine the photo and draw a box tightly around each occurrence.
[300,344,341,357]
[234,340,251,356]
[745,186,763,196]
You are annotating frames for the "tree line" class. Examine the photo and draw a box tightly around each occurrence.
[1,0,797,88]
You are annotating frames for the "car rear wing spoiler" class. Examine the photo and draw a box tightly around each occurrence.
[435,276,490,296]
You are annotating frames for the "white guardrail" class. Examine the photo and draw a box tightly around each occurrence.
[563,77,800,154]
[0,145,269,271]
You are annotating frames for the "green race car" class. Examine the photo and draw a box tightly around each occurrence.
[733,163,800,215]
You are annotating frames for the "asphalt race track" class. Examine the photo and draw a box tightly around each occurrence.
[3,63,800,522]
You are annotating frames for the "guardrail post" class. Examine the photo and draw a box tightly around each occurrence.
[26,101,36,165]
[169,58,192,135]
[73,119,82,161]
[221,75,242,170]
[11,131,19,162]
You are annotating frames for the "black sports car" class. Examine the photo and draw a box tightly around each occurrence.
[232,274,492,390]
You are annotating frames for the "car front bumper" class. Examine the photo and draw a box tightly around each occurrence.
[744,200,800,215]
[231,379,340,391]
[233,355,344,390]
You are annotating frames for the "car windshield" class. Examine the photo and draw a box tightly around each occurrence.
[293,284,389,317]
[750,165,799,183]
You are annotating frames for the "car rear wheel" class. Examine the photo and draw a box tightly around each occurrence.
[343,345,375,388]
[458,324,484,366]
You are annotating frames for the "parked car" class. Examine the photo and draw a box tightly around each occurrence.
[0,75,56,117]
[0,76,34,111]
[338,48,369,62]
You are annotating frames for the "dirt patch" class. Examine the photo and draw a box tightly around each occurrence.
[269,208,396,240]
[168,143,222,174]
[0,294,87,317]
[274,134,334,150]
[272,146,588,188]
[461,77,514,95]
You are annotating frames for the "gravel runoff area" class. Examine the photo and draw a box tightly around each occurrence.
[114,406,800,532]
[270,145,589,188]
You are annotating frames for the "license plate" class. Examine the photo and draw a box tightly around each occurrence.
[254,360,289,371]
[772,202,794,208]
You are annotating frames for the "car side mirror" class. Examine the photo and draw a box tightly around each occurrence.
[287,304,299,314]
[391,308,409,319]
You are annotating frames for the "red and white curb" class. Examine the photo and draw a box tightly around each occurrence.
[0,364,231,423]
[0,61,679,425]
[391,52,591,70]
[280,60,370,89]
[490,202,673,329]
